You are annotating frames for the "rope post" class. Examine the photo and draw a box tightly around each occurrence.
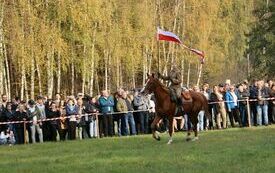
[96,113,99,139]
[246,98,251,127]
[23,120,27,144]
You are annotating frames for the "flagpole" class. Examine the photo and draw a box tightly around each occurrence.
[196,63,203,86]
[157,37,160,73]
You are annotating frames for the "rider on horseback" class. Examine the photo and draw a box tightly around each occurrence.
[158,64,183,115]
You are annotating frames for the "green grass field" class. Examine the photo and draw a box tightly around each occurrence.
[1,126,275,173]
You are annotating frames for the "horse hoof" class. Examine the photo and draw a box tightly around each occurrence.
[156,137,161,141]
[186,137,192,142]
[192,137,199,142]
[167,140,173,145]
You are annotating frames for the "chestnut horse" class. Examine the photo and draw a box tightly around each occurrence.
[141,74,210,144]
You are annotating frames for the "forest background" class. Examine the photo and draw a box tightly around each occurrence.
[0,0,274,100]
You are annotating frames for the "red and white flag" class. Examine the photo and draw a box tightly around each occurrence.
[189,48,205,64]
[157,28,182,44]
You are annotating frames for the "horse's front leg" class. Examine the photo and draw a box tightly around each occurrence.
[167,116,174,144]
[151,115,162,141]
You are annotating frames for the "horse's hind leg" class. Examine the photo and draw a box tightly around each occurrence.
[185,114,192,141]
[192,113,199,141]
[151,115,162,141]
[167,116,174,144]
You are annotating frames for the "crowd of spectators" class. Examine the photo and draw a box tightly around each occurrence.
[0,79,274,145]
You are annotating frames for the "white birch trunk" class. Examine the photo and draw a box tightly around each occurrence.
[187,62,191,88]
[30,56,35,100]
[20,63,25,100]
[104,50,108,91]
[47,49,54,99]
[36,59,42,95]
[0,1,3,96]
[24,70,29,101]
[3,57,7,97]
[82,45,86,94]
[3,44,10,100]
[116,56,120,89]
[89,26,96,96]
[181,57,185,87]
[71,62,75,95]
[89,53,95,96]
[57,50,61,94]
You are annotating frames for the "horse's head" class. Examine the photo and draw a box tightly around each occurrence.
[140,73,159,95]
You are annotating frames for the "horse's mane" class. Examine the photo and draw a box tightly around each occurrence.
[153,78,170,93]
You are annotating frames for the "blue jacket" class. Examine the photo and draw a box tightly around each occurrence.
[225,91,239,111]
[66,104,79,116]
[98,96,114,113]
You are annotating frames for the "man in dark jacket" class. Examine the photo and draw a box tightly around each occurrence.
[238,84,250,127]
[158,64,182,114]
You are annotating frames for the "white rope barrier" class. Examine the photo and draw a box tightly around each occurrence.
[0,97,274,125]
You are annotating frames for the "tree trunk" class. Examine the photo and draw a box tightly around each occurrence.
[0,1,4,96]
[89,25,97,96]
[104,50,108,91]
[3,56,7,97]
[82,45,86,94]
[24,69,29,101]
[181,57,185,87]
[187,61,191,88]
[20,63,25,100]
[30,57,35,100]
[47,48,54,99]
[36,59,42,95]
[57,50,61,94]
[116,56,120,89]
[71,62,75,95]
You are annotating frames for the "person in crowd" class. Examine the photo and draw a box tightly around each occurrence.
[225,85,242,127]
[0,130,15,145]
[36,96,47,141]
[133,90,149,134]
[255,80,269,126]
[13,103,28,144]
[98,90,114,137]
[46,102,60,141]
[3,102,15,134]
[210,85,227,129]
[11,97,20,111]
[76,98,88,140]
[249,79,258,125]
[58,108,68,141]
[66,97,78,140]
[117,91,136,136]
[27,99,43,143]
[85,96,99,138]
[267,80,274,123]
[54,93,64,109]
[113,89,124,136]
[0,105,9,133]
[238,84,250,127]
[0,94,8,111]
[270,84,275,123]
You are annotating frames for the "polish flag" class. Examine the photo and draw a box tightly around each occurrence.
[157,28,182,44]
